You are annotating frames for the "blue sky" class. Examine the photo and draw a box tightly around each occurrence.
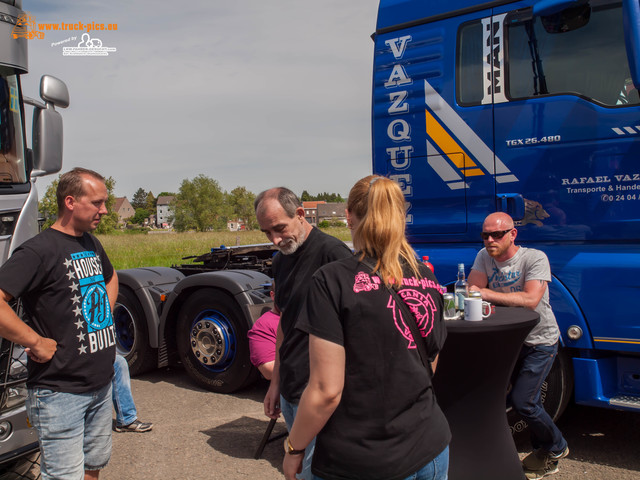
[22,0,379,199]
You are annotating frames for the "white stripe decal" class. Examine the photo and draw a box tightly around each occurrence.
[426,138,439,157]
[426,141,468,190]
[424,80,518,182]
[612,127,625,135]
[496,174,519,183]
[623,126,637,134]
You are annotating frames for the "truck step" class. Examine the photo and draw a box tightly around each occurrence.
[609,395,640,409]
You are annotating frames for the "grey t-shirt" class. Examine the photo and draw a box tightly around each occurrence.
[471,246,559,346]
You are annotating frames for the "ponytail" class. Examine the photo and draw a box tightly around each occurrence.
[347,175,420,288]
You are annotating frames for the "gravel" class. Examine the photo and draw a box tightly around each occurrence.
[103,367,640,480]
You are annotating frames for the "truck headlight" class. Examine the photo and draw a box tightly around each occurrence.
[0,420,12,441]
[1,346,28,411]
[3,385,27,411]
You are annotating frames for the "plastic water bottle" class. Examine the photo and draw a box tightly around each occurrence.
[454,263,468,311]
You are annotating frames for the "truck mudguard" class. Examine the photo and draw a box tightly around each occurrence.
[159,269,271,343]
[116,267,185,348]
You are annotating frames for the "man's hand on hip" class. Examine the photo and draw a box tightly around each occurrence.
[26,336,57,363]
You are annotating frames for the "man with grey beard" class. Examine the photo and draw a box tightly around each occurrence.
[255,187,351,480]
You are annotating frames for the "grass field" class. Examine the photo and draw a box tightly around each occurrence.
[96,227,351,270]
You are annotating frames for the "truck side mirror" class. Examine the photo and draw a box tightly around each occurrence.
[28,75,69,178]
[538,4,590,34]
[31,107,63,177]
[40,75,69,108]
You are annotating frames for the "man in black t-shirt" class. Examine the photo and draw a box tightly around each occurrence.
[254,187,351,480]
[0,168,118,480]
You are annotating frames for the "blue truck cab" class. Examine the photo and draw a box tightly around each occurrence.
[373,0,640,424]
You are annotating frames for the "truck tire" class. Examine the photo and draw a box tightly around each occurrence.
[176,289,257,393]
[508,348,573,436]
[113,288,157,376]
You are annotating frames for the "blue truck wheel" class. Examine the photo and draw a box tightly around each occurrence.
[176,289,257,393]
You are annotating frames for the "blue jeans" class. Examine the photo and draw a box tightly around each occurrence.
[312,445,449,480]
[112,354,137,426]
[509,343,567,453]
[26,382,112,479]
[281,395,316,480]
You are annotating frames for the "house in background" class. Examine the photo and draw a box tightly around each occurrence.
[303,201,325,226]
[318,202,347,225]
[227,219,246,231]
[156,195,175,228]
[114,197,134,225]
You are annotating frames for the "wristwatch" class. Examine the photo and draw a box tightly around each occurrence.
[284,437,305,455]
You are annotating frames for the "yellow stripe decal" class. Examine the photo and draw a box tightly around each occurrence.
[594,337,640,345]
[425,109,480,174]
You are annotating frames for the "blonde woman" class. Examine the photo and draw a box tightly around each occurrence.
[283,176,450,480]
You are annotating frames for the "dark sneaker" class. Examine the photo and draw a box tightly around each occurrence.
[522,446,569,471]
[113,419,153,433]
[524,460,559,479]
[522,449,549,471]
[549,445,569,461]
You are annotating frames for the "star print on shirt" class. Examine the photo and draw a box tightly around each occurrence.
[66,270,76,280]
[64,258,73,269]
[71,294,81,304]
[73,306,82,317]
[75,318,84,329]
[69,282,79,292]
[77,331,86,342]
[78,344,87,354]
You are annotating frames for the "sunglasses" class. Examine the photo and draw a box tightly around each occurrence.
[481,228,513,241]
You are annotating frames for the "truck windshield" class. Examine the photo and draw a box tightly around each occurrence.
[0,67,27,185]
[507,1,639,106]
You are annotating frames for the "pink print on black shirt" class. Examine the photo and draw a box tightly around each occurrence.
[387,289,437,349]
[353,271,381,293]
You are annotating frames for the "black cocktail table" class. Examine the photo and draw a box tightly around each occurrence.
[432,307,539,480]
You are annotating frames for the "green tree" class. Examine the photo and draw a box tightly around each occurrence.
[156,191,176,198]
[173,175,226,232]
[300,191,345,202]
[315,192,344,202]
[131,207,151,225]
[228,186,256,230]
[38,176,117,233]
[39,177,60,230]
[145,191,156,211]
[94,176,119,234]
[131,188,148,209]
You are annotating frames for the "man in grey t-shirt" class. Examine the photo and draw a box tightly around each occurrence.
[468,212,568,480]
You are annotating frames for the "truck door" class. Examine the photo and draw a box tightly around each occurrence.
[373,8,497,239]
[492,0,640,242]
[491,0,640,351]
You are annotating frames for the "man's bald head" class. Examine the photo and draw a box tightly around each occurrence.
[483,212,514,231]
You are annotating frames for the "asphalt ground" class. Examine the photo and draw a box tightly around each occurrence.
[97,367,640,479]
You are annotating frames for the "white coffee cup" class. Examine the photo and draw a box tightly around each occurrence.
[464,298,491,321]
